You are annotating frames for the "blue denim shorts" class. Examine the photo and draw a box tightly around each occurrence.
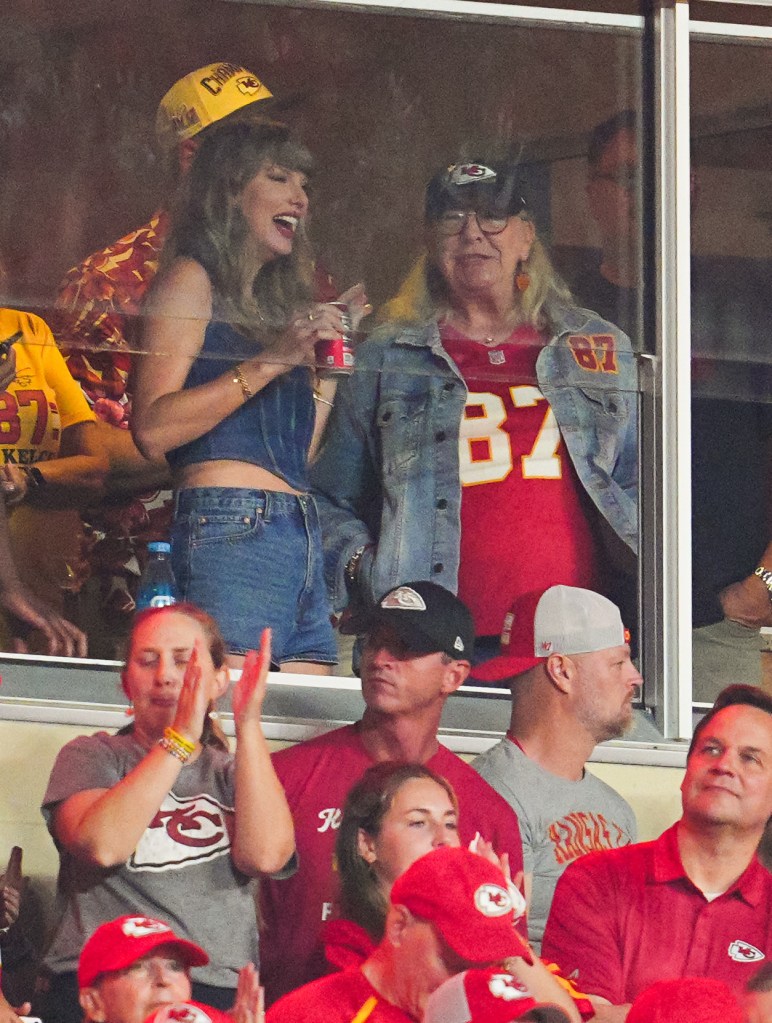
[171,487,337,664]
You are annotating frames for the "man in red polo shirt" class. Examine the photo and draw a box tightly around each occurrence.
[542,685,772,1021]
[266,848,536,1023]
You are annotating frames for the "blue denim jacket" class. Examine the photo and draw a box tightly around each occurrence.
[311,304,638,613]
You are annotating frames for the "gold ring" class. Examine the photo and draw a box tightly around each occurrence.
[308,312,315,322]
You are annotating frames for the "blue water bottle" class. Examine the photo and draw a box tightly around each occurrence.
[136,541,179,610]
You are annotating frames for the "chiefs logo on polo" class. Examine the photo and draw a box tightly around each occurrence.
[474,883,512,917]
[728,940,765,963]
[122,916,170,939]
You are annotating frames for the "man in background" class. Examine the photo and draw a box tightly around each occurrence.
[572,109,772,704]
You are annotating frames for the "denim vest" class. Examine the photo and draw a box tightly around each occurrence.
[311,305,638,612]
[167,319,314,492]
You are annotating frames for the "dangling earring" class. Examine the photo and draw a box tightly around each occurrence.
[125,702,134,717]
[515,261,530,293]
[208,709,220,722]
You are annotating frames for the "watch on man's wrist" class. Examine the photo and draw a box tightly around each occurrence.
[345,545,369,592]
[22,465,47,492]
[754,565,772,602]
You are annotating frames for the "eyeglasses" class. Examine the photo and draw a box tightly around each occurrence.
[434,210,510,237]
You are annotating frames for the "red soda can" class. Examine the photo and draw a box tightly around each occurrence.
[315,302,355,377]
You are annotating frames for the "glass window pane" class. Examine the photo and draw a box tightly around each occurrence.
[0,2,647,723]
[689,30,772,705]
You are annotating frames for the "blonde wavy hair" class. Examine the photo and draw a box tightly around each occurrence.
[164,119,315,343]
[378,219,573,333]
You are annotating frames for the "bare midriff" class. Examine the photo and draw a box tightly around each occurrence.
[176,459,304,495]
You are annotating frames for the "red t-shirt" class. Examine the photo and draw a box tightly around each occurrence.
[260,724,525,1006]
[442,324,600,637]
[542,822,772,1003]
[266,966,413,1023]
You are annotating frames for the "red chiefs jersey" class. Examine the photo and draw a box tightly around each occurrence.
[441,323,600,637]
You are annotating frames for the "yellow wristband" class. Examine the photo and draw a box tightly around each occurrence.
[163,726,195,755]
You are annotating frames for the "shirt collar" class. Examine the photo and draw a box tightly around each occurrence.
[651,821,767,906]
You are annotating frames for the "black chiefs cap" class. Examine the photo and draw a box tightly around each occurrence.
[424,160,528,222]
[341,581,474,660]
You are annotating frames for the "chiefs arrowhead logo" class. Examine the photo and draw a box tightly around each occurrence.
[448,163,497,186]
[728,940,765,963]
[488,973,529,1001]
[474,883,513,917]
[380,586,426,611]
[121,916,171,939]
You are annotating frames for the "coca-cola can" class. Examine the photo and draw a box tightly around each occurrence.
[315,302,355,377]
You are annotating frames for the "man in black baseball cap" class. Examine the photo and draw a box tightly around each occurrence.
[341,580,475,660]
[259,582,526,1007]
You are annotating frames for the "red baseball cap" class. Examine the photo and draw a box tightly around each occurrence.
[424,969,570,1023]
[470,590,543,683]
[144,1002,235,1023]
[78,915,209,988]
[390,847,532,965]
[472,586,628,684]
[626,978,743,1023]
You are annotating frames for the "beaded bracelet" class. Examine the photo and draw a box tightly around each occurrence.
[159,726,195,763]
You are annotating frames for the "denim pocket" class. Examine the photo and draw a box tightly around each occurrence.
[187,507,264,548]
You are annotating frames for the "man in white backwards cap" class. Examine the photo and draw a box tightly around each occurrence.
[473,585,640,953]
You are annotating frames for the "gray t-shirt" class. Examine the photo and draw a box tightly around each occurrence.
[473,737,637,953]
[42,730,258,988]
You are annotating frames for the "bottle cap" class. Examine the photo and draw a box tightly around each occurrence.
[148,541,172,554]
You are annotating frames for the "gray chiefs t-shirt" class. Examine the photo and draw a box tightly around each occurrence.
[474,737,637,953]
[42,730,258,987]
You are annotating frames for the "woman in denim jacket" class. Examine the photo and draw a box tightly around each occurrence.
[312,155,638,665]
[133,119,366,672]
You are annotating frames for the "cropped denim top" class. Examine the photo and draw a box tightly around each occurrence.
[166,319,314,492]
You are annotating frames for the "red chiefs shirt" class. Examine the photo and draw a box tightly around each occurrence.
[441,324,600,637]
[260,724,525,1006]
[266,967,413,1023]
[542,822,772,1003]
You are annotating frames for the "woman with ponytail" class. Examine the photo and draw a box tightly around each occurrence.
[38,603,292,1022]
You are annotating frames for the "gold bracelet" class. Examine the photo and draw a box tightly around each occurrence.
[164,726,195,754]
[233,364,254,401]
[313,387,334,408]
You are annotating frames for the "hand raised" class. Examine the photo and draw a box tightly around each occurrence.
[230,963,264,1023]
[232,628,271,727]
[170,640,209,745]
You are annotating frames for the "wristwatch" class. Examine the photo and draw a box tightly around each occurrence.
[22,465,47,491]
[754,565,772,601]
[345,545,370,592]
